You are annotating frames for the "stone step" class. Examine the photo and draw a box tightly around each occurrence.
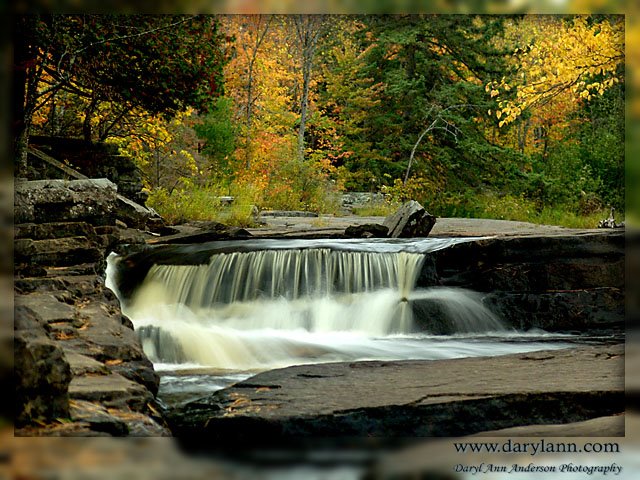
[14,275,103,297]
[14,178,118,226]
[45,263,100,277]
[15,221,97,241]
[14,293,76,325]
[15,236,103,267]
[68,373,153,412]
[68,399,169,436]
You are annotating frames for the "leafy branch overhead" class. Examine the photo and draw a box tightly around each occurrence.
[487,16,624,127]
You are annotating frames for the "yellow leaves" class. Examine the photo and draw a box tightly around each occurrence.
[488,15,623,128]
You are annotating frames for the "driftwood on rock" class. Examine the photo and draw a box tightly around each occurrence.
[383,200,436,238]
[598,207,625,229]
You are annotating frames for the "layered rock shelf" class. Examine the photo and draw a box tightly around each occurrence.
[431,231,624,332]
[14,178,168,436]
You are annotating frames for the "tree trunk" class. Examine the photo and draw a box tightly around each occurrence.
[83,99,97,142]
[293,15,325,162]
[245,57,255,169]
[243,15,272,169]
[297,58,311,162]
[12,16,39,178]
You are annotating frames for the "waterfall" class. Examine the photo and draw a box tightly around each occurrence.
[110,243,508,370]
[139,248,423,306]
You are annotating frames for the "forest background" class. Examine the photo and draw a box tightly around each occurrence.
[16,13,625,228]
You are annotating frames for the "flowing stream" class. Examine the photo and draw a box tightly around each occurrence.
[106,238,585,406]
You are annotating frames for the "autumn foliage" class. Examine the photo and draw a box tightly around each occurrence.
[19,14,625,226]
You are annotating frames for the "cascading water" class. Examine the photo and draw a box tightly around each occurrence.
[106,238,577,404]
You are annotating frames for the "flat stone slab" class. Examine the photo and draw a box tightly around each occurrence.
[169,344,624,443]
[246,216,596,238]
[64,352,109,376]
[14,293,76,324]
[69,373,152,411]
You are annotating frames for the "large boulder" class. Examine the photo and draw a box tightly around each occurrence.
[383,200,436,238]
[116,194,162,230]
[15,178,118,226]
[16,168,163,231]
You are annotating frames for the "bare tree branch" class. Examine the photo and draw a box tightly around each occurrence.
[404,103,478,184]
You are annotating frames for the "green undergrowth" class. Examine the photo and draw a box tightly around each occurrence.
[147,180,342,227]
[427,192,612,229]
[147,186,257,227]
[149,182,615,230]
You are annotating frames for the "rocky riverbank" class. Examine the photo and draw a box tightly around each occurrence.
[14,179,168,436]
[14,182,625,439]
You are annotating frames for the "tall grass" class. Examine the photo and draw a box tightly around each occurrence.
[426,192,609,228]
[350,189,611,229]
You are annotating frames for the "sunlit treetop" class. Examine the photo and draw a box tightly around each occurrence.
[487,15,624,127]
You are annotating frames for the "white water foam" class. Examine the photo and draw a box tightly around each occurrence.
[104,245,563,372]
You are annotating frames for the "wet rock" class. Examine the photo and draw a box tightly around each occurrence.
[168,344,624,445]
[15,275,103,298]
[484,287,624,332]
[108,359,160,397]
[15,221,97,241]
[150,223,252,245]
[65,352,110,376]
[432,231,624,292]
[426,232,625,332]
[344,223,389,238]
[106,409,171,436]
[14,171,166,437]
[15,237,103,270]
[68,303,148,364]
[383,200,436,238]
[13,296,72,427]
[14,293,76,325]
[116,194,161,230]
[45,263,101,277]
[69,400,129,436]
